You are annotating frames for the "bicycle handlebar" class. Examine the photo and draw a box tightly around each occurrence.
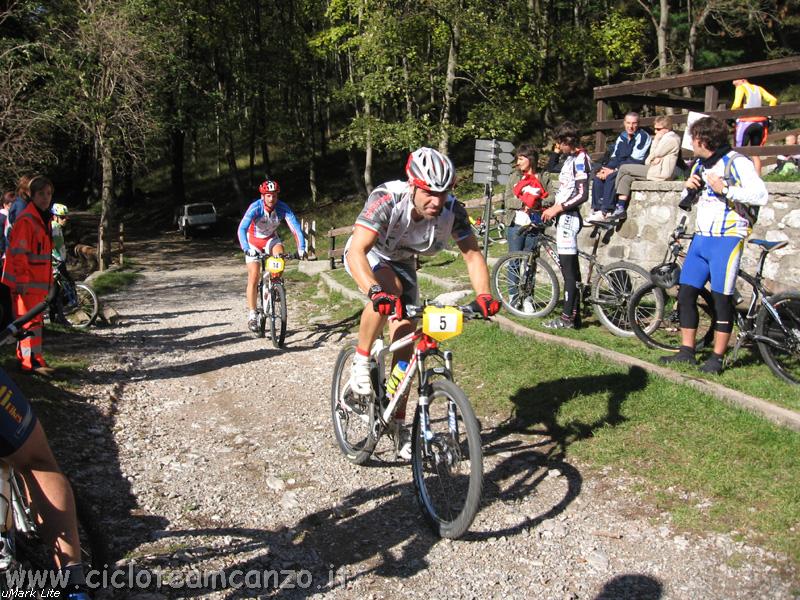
[0,286,58,344]
[403,300,485,320]
[254,251,300,260]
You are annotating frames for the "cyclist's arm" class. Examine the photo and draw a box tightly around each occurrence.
[348,225,380,295]
[456,235,490,296]
[280,204,306,253]
[761,88,778,107]
[237,203,258,251]
[731,85,745,110]
[727,157,769,207]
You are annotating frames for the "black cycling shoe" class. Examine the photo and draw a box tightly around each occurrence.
[699,353,724,374]
[659,345,697,365]
[543,316,575,330]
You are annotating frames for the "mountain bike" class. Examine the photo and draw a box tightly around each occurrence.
[0,290,97,591]
[331,301,485,539]
[491,220,650,336]
[469,210,507,246]
[726,239,800,385]
[254,252,294,348]
[627,216,716,352]
[49,262,99,330]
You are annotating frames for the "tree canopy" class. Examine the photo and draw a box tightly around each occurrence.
[1,0,798,216]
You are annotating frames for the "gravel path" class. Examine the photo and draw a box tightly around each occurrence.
[63,234,797,599]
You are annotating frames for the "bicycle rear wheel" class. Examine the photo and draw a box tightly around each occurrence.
[628,283,716,352]
[330,345,378,464]
[755,291,800,385]
[268,282,287,348]
[411,380,483,539]
[491,251,559,318]
[591,262,651,337]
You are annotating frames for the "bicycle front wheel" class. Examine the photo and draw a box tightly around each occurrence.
[755,291,800,385]
[55,283,100,329]
[629,283,716,352]
[491,251,559,318]
[268,282,287,348]
[592,262,651,337]
[411,380,483,539]
[330,344,378,464]
[254,280,266,338]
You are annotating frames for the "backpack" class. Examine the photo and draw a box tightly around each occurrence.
[722,152,760,227]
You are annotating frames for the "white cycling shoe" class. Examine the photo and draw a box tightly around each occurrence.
[390,420,412,460]
[349,352,373,396]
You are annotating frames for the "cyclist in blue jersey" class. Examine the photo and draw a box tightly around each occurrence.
[237,180,306,332]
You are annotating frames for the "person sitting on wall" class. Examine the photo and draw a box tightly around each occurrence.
[587,112,651,224]
[613,115,682,220]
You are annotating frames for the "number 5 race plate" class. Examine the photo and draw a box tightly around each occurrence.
[422,306,463,341]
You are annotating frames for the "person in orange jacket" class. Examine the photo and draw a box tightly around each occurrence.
[1,175,54,376]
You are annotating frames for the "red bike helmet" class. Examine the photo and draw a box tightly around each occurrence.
[259,179,280,195]
[405,147,455,193]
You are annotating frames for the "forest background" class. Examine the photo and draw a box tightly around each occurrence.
[2,0,799,265]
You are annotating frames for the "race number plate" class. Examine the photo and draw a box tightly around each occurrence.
[422,306,463,342]
[266,257,285,274]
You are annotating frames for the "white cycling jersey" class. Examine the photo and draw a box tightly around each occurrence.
[352,180,472,262]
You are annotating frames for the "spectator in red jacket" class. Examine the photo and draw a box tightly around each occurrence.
[1,175,54,376]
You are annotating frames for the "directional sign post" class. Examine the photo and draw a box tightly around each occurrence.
[473,139,515,259]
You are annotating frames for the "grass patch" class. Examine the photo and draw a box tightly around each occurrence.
[90,270,141,296]
[443,323,800,563]
[763,169,800,182]
[416,251,800,411]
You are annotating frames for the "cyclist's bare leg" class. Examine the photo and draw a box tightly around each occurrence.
[680,328,697,350]
[713,331,731,356]
[355,266,404,354]
[6,421,81,570]
[246,261,260,310]
[389,318,414,419]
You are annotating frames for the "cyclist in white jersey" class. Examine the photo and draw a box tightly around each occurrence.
[344,147,500,458]
[541,121,592,329]
[660,116,767,374]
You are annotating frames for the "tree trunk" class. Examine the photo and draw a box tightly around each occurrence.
[348,150,367,197]
[98,136,114,272]
[439,19,459,155]
[657,0,669,78]
[363,99,373,193]
[224,130,246,209]
[170,127,186,207]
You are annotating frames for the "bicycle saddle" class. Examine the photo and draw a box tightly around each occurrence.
[748,239,788,252]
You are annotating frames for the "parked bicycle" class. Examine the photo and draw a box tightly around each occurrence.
[469,210,507,246]
[627,216,716,352]
[0,289,97,594]
[491,220,650,336]
[253,251,295,348]
[49,262,99,330]
[725,240,800,384]
[331,301,485,539]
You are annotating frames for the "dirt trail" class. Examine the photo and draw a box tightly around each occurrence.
[57,232,796,599]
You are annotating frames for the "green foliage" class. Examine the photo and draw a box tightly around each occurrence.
[587,11,646,80]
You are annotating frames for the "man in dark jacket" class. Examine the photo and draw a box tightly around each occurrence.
[587,112,651,223]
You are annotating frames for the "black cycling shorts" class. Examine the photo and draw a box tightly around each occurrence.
[0,368,37,457]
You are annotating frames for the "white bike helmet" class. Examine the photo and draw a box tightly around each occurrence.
[51,203,69,217]
[405,147,455,192]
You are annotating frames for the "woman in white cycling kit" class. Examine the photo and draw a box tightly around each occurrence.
[343,147,500,459]
[541,122,592,329]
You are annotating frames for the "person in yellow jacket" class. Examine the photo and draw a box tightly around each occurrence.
[1,175,54,376]
[731,78,778,174]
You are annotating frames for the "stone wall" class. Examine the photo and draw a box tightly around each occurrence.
[584,181,800,291]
